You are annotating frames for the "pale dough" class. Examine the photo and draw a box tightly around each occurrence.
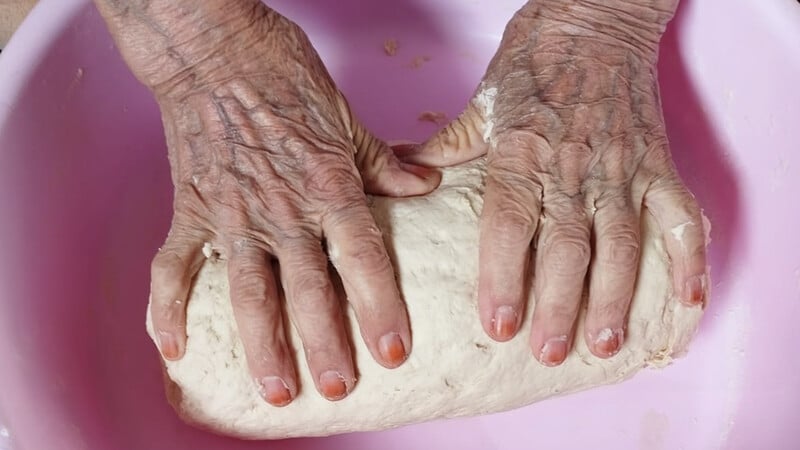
[145,159,706,439]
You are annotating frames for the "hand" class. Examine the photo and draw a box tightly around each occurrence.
[401,0,706,365]
[94,0,440,404]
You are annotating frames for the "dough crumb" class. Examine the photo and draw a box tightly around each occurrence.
[66,67,85,96]
[383,39,399,56]
[670,221,695,242]
[418,111,448,125]
[408,55,431,69]
[202,242,214,259]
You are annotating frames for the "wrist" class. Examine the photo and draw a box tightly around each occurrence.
[522,0,679,57]
[94,0,275,99]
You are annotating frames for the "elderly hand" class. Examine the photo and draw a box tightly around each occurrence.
[94,0,440,405]
[402,0,706,365]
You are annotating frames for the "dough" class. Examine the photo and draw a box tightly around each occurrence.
[145,159,706,439]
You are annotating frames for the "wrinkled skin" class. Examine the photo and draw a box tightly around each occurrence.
[95,0,441,405]
[94,0,707,406]
[402,0,706,365]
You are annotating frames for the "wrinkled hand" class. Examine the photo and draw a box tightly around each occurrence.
[97,1,440,405]
[402,0,706,365]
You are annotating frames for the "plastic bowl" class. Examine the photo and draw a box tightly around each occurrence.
[1,0,798,449]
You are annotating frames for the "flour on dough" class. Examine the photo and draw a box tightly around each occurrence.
[146,158,707,439]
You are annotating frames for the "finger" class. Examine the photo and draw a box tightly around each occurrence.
[150,228,207,361]
[276,236,356,401]
[477,157,542,342]
[399,102,489,167]
[645,174,708,306]
[323,199,411,369]
[351,120,442,197]
[530,195,592,366]
[227,243,297,407]
[585,194,640,358]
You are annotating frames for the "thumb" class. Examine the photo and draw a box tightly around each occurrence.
[397,101,490,167]
[351,119,442,197]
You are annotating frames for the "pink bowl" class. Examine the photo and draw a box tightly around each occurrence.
[1,0,798,449]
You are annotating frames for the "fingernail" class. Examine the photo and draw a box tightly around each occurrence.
[258,376,292,407]
[379,332,407,366]
[593,328,623,357]
[319,370,348,400]
[157,331,179,360]
[492,305,518,341]
[684,275,705,305]
[539,336,568,367]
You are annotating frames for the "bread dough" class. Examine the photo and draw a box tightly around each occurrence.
[145,159,706,439]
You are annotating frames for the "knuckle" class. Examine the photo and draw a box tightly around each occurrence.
[262,193,303,225]
[687,239,707,262]
[230,292,267,312]
[537,298,579,323]
[356,140,390,177]
[341,237,392,276]
[228,262,272,310]
[151,250,187,283]
[230,281,269,310]
[496,128,553,157]
[324,197,370,229]
[589,297,628,320]
[305,158,361,199]
[599,226,640,272]
[289,268,332,312]
[542,191,588,219]
[239,321,282,353]
[153,299,185,327]
[490,207,536,248]
[544,231,591,276]
[647,174,694,208]
[592,187,629,210]
[667,186,701,216]
[229,260,267,286]
[642,141,673,170]
[684,199,703,222]
[353,237,390,265]
[489,151,532,173]
[488,162,543,197]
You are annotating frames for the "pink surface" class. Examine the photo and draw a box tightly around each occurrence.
[0,0,798,449]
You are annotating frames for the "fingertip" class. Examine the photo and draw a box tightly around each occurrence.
[476,176,540,344]
[156,329,183,361]
[250,350,299,407]
[150,295,189,361]
[664,222,708,307]
[149,233,207,361]
[535,335,569,367]
[318,370,354,401]
[322,205,412,370]
[257,376,295,407]
[586,327,624,358]
[276,238,359,403]
[679,273,707,307]
[378,332,409,368]
[645,177,709,308]
[488,305,519,342]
